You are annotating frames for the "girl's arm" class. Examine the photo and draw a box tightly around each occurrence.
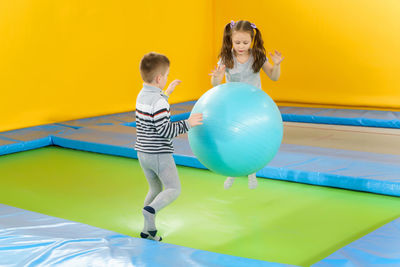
[262,51,284,81]
[210,64,226,86]
[262,62,280,81]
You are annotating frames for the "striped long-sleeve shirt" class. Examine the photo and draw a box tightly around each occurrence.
[134,84,190,154]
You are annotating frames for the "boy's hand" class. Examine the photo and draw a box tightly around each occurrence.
[165,79,181,96]
[209,64,226,78]
[188,113,203,127]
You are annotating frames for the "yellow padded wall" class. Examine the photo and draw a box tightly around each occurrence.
[0,1,214,132]
[3,1,400,132]
[214,0,400,110]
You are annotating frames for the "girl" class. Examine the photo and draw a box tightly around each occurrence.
[210,20,284,190]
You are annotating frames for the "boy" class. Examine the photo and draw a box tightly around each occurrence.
[135,52,202,241]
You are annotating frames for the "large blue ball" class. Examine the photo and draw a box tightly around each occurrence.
[188,82,283,177]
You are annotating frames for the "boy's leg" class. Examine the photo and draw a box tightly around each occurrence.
[147,153,181,212]
[139,153,180,240]
[139,166,163,207]
[138,152,163,241]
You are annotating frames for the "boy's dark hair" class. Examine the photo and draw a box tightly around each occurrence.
[140,52,170,83]
[219,20,266,73]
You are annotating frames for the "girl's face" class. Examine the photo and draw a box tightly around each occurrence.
[232,31,252,56]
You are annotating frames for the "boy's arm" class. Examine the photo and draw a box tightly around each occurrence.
[164,80,181,97]
[154,98,190,139]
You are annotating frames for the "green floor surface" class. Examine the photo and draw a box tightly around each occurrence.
[0,147,399,266]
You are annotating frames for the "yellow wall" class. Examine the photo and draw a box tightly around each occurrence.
[0,1,214,132]
[2,0,400,132]
[215,0,400,110]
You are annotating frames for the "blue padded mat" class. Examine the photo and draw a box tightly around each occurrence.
[0,136,51,156]
[312,217,400,267]
[54,112,135,129]
[56,101,196,129]
[0,124,72,141]
[0,124,73,156]
[40,101,400,130]
[280,106,400,128]
[53,125,138,159]
[0,204,295,267]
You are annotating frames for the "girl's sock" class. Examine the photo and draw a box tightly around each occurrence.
[248,173,258,189]
[224,177,235,189]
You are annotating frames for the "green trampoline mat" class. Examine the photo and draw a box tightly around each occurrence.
[0,147,399,266]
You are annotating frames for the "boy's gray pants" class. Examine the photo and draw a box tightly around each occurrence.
[137,152,181,212]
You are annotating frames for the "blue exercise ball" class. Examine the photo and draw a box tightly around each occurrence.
[188,82,283,177]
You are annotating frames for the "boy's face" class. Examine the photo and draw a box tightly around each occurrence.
[156,67,169,89]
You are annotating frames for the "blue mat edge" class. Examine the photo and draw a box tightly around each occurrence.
[0,136,52,156]
[281,114,400,129]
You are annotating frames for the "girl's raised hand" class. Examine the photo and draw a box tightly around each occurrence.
[209,64,226,78]
[165,79,181,96]
[269,50,284,65]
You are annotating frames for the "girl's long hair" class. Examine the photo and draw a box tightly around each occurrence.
[218,20,266,73]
